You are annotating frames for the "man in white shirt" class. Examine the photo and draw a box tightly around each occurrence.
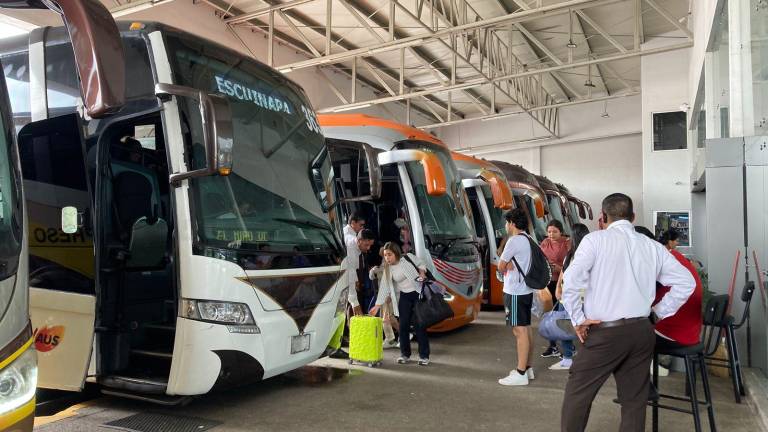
[497,208,536,386]
[347,228,376,316]
[561,193,695,432]
[343,212,366,246]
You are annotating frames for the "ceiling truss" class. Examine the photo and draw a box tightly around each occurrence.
[201,0,692,130]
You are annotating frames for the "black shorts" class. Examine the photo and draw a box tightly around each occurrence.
[504,293,533,327]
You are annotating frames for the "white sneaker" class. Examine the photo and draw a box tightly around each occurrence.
[383,340,398,350]
[418,358,430,366]
[498,371,529,386]
[549,360,572,370]
[511,368,535,380]
[396,356,410,364]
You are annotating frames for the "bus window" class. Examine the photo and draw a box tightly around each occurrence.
[18,114,94,294]
[0,94,22,281]
[1,51,31,134]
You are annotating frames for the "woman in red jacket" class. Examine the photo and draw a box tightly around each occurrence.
[539,219,571,358]
[654,250,703,349]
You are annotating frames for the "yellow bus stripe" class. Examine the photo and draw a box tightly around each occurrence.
[0,398,35,430]
[0,338,33,371]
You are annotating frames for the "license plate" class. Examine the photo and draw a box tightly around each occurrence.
[291,334,311,354]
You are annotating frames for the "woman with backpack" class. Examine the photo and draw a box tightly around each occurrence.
[548,223,590,370]
[369,242,431,366]
[539,220,571,358]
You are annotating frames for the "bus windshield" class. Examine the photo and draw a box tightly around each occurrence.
[0,97,21,281]
[166,35,342,268]
[398,140,477,263]
[480,185,506,243]
[523,195,548,242]
[568,201,581,226]
[546,194,572,236]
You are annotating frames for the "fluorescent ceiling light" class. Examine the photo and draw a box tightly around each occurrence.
[111,0,175,17]
[517,136,552,144]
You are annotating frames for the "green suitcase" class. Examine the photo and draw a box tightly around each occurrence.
[349,316,384,366]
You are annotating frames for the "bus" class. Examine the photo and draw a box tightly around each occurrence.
[535,174,574,236]
[1,21,348,402]
[451,153,514,308]
[320,114,483,332]
[490,161,549,243]
[0,0,127,428]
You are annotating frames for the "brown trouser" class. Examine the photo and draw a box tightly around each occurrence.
[561,319,655,432]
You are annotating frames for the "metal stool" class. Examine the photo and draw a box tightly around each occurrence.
[651,295,728,432]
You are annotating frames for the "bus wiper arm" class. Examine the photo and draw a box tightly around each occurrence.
[273,217,343,255]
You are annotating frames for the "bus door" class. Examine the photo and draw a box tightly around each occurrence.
[325,139,381,231]
[461,180,489,300]
[18,114,96,391]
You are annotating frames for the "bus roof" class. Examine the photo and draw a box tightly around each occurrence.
[318,114,444,146]
[534,174,561,194]
[451,152,501,170]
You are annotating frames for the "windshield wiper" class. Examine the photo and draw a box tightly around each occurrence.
[437,236,469,260]
[273,217,343,256]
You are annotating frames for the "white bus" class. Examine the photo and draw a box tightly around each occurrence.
[1,21,347,403]
[0,0,127,427]
[320,114,483,332]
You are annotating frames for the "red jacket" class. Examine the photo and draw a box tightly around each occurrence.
[653,250,703,346]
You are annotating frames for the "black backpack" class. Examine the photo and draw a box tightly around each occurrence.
[510,234,552,290]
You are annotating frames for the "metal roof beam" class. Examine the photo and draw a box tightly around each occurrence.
[275,0,624,72]
[420,91,638,129]
[315,41,690,113]
[644,0,693,40]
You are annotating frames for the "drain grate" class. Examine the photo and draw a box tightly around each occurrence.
[102,412,221,432]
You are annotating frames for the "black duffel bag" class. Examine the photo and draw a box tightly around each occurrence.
[413,282,454,329]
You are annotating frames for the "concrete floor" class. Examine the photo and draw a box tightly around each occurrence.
[35,311,760,431]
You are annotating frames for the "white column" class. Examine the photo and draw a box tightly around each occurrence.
[728,0,755,137]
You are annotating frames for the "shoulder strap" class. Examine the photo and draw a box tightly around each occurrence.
[402,254,419,272]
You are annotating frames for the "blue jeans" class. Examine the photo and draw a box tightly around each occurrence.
[552,303,575,359]
[560,339,575,359]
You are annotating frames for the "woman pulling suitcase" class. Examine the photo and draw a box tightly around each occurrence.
[369,242,431,366]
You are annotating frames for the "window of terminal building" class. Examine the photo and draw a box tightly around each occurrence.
[653,111,687,151]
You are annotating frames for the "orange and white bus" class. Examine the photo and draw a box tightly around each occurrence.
[320,114,482,332]
[451,153,514,308]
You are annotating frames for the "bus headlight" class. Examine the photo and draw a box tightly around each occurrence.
[443,292,455,301]
[182,299,260,333]
[336,287,349,314]
[0,346,37,416]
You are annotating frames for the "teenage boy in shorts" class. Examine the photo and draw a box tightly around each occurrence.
[497,208,536,386]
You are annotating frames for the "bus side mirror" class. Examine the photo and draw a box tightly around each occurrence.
[378,150,446,196]
[534,198,546,219]
[52,0,126,117]
[584,202,594,220]
[576,201,587,219]
[325,140,381,205]
[478,170,513,210]
[155,84,234,184]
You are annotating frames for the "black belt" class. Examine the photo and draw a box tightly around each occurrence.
[593,317,647,329]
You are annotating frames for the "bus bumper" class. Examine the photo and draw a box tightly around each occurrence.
[0,399,35,432]
[166,299,340,396]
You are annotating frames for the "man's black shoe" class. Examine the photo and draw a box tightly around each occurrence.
[329,349,349,359]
